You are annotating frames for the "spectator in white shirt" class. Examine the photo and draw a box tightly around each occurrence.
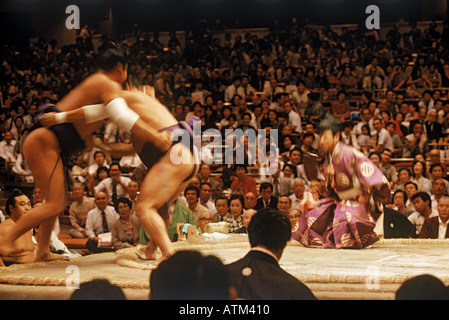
[224,76,241,103]
[199,182,217,215]
[0,131,17,162]
[283,100,302,133]
[419,196,449,239]
[94,163,131,206]
[408,192,439,237]
[85,191,119,253]
[372,118,393,153]
[88,150,109,177]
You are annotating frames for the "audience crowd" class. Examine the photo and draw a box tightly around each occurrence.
[1,17,449,299]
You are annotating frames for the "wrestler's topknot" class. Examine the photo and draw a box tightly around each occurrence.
[318,112,342,135]
[96,41,129,72]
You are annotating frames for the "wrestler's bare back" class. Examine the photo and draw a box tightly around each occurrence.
[120,90,177,131]
[56,72,122,140]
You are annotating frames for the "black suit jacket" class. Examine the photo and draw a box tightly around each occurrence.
[424,121,443,142]
[254,196,278,210]
[383,207,417,239]
[227,250,316,300]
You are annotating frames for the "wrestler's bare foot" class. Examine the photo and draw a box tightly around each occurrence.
[139,240,159,260]
[148,255,170,270]
[0,257,5,267]
[35,252,70,263]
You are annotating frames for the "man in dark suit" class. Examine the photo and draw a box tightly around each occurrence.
[254,182,278,210]
[376,206,417,239]
[419,196,449,239]
[227,207,316,300]
[408,106,427,134]
[424,109,443,143]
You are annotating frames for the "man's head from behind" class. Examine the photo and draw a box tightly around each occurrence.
[150,251,232,300]
[247,207,291,258]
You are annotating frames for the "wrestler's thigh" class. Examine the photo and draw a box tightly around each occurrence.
[22,128,66,201]
[138,143,196,210]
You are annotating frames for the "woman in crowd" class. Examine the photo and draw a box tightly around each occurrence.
[411,160,432,194]
[390,189,414,217]
[111,197,141,250]
[224,194,245,233]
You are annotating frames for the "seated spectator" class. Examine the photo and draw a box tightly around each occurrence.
[199,182,217,215]
[385,121,405,158]
[356,124,372,155]
[85,192,119,253]
[126,180,139,216]
[197,163,223,200]
[93,163,131,206]
[85,166,110,197]
[277,195,292,215]
[430,163,449,196]
[279,163,295,196]
[0,189,35,265]
[369,151,381,168]
[404,181,419,212]
[166,201,199,240]
[372,118,394,154]
[394,168,412,192]
[230,164,257,196]
[184,185,208,221]
[379,148,398,189]
[87,150,109,177]
[213,196,232,222]
[411,160,432,194]
[289,178,307,211]
[285,148,310,185]
[420,196,449,239]
[0,131,17,164]
[331,90,351,121]
[404,122,429,158]
[283,100,302,134]
[427,149,447,178]
[243,192,257,210]
[150,250,236,300]
[227,207,316,300]
[233,209,257,234]
[224,194,245,233]
[68,183,96,238]
[431,178,447,210]
[197,211,214,234]
[11,153,33,182]
[396,274,449,300]
[408,192,439,237]
[111,197,141,250]
[390,189,414,217]
[255,182,278,210]
[140,200,198,244]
